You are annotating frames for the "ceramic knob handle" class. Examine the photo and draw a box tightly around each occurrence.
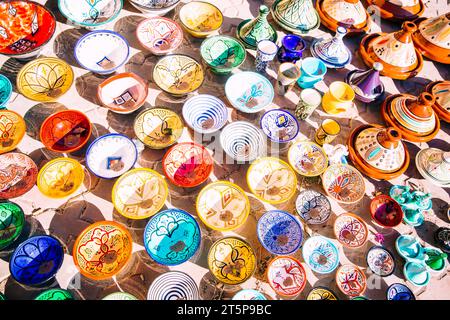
[259,5,269,16]
[373,62,383,71]
[378,127,401,149]
[395,22,417,43]
[418,92,435,107]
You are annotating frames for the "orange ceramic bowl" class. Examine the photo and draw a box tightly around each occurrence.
[370,194,404,228]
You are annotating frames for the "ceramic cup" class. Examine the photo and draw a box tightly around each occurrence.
[256,40,278,73]
[276,62,301,96]
[297,57,327,89]
[278,34,306,63]
[315,119,341,145]
[322,81,355,114]
[295,88,322,120]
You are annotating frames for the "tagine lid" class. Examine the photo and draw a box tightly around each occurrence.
[416,147,450,187]
[271,0,321,34]
[426,80,450,122]
[366,0,424,21]
[316,0,371,33]
[311,26,352,68]
[345,63,385,103]
[0,109,26,154]
[237,5,278,49]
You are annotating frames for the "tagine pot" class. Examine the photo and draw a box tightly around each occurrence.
[271,0,320,34]
[366,0,424,22]
[359,22,423,80]
[311,26,352,69]
[426,80,450,123]
[416,147,450,187]
[237,5,277,49]
[346,62,385,103]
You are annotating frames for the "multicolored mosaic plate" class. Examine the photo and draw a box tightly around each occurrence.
[366,246,396,277]
[0,110,26,154]
[334,213,368,249]
[335,264,367,297]
[0,152,38,199]
[322,164,365,204]
[267,256,307,297]
[302,236,339,274]
[288,141,328,177]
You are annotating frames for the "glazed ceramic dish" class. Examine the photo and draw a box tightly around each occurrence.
[200,35,246,74]
[334,213,368,249]
[366,246,396,277]
[136,17,183,55]
[103,292,138,300]
[260,109,299,143]
[404,261,430,286]
[225,72,274,113]
[58,0,123,28]
[295,190,332,225]
[271,0,320,34]
[426,80,450,123]
[370,194,404,228]
[0,74,12,108]
[302,236,339,274]
[147,271,199,300]
[0,152,38,199]
[35,289,73,300]
[266,256,307,297]
[288,141,328,177]
[179,1,223,38]
[237,5,278,49]
[307,287,338,300]
[311,27,352,69]
[128,0,180,16]
[386,283,415,300]
[415,147,450,187]
[335,264,367,297]
[75,30,130,75]
[0,110,26,154]
[233,290,267,300]
[182,94,228,134]
[0,201,25,250]
[322,164,365,204]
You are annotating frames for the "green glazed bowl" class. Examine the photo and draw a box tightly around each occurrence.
[200,35,246,74]
[35,289,73,300]
[0,201,25,250]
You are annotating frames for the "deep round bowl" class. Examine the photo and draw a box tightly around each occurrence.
[102,292,138,300]
[179,1,223,38]
[334,213,368,249]
[0,201,25,250]
[200,35,246,74]
[73,221,132,280]
[335,264,367,297]
[86,133,138,179]
[260,109,299,143]
[233,289,267,300]
[302,236,339,274]
[288,141,328,177]
[370,194,404,228]
[295,190,332,225]
[404,261,430,286]
[366,246,396,277]
[0,152,38,199]
[386,283,415,300]
[144,209,201,266]
[147,271,199,300]
[75,30,130,75]
[129,0,180,16]
[322,164,365,204]
[0,74,12,107]
[136,17,183,55]
[58,0,123,28]
[267,256,307,297]
[0,109,26,154]
[182,94,228,134]
[307,287,338,300]
[10,235,64,286]
[35,289,73,300]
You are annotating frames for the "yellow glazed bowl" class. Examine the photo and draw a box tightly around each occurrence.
[179,1,223,38]
[17,57,74,102]
[322,81,355,115]
[288,141,329,177]
[0,110,26,154]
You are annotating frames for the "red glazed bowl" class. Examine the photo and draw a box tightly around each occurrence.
[370,194,404,228]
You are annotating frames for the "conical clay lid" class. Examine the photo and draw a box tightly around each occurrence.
[418,13,450,50]
[416,148,450,186]
[311,26,352,68]
[347,62,384,103]
[238,5,278,48]
[272,0,320,33]
[319,0,369,29]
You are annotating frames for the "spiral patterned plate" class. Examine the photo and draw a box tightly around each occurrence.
[147,271,199,300]
[267,256,307,297]
[182,94,228,134]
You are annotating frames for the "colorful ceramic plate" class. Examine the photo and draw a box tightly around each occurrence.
[288,141,328,177]
[335,264,367,297]
[370,194,404,228]
[200,35,246,74]
[386,283,415,300]
[322,164,365,204]
[179,1,223,38]
[0,74,12,108]
[0,201,25,250]
[35,289,73,300]
[302,236,339,274]
[295,190,331,225]
[267,256,307,297]
[307,287,338,300]
[260,109,299,143]
[0,110,26,154]
[232,289,267,300]
[137,17,183,55]
[129,0,180,16]
[0,152,38,199]
[58,0,123,28]
[333,213,368,249]
[366,246,395,277]
[182,94,228,134]
[103,292,138,300]
[147,271,199,300]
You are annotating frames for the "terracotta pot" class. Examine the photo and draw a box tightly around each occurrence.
[426,80,450,123]
[366,0,424,22]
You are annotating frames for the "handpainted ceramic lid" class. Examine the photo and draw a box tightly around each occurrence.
[387,283,415,300]
[267,256,307,297]
[335,264,367,297]
[136,17,183,55]
[322,164,365,204]
[103,292,138,300]
[271,0,320,34]
[307,287,338,300]
[35,289,73,300]
[37,158,84,198]
[302,236,339,274]
[112,168,168,220]
[311,27,352,68]
[288,141,328,177]
[144,209,201,266]
[0,201,24,250]
[260,109,299,143]
[416,147,450,187]
[237,5,278,48]
[0,110,26,154]
[427,81,450,122]
[208,237,256,285]
[246,157,297,204]
[295,190,332,225]
[196,181,250,231]
[366,246,396,277]
[233,289,267,300]
[73,221,132,281]
[0,152,38,199]
[147,271,199,300]
[404,261,430,286]
[134,108,183,149]
[333,212,368,249]
[317,0,370,32]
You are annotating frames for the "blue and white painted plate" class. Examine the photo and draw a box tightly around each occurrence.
[260,109,299,143]
[182,94,228,134]
[386,283,415,300]
[302,236,339,274]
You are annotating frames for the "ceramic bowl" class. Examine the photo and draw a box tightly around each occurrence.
[395,234,426,262]
[370,194,404,228]
[307,287,338,300]
[102,292,138,300]
[35,289,73,300]
[0,109,26,154]
[200,35,246,74]
[335,264,367,297]
[74,30,130,75]
[257,210,303,255]
[17,57,74,102]
[334,213,369,249]
[267,256,307,297]
[302,236,339,274]
[260,109,299,143]
[73,221,132,280]
[37,158,85,198]
[366,246,396,277]
[86,133,138,179]
[434,227,450,254]
[182,94,228,134]
[404,261,430,287]
[148,271,199,300]
[322,164,365,204]
[424,247,447,273]
[233,289,267,300]
[220,121,266,162]
[295,190,331,225]
[0,1,56,60]
[58,0,122,28]
[386,283,415,300]
[0,74,12,108]
[288,141,328,177]
[112,168,168,219]
[0,152,38,199]
[136,17,183,55]
[97,72,149,114]
[144,209,201,266]
[179,1,223,38]
[0,201,25,250]
[10,235,64,286]
[128,0,180,16]
[225,72,274,113]
[246,157,297,204]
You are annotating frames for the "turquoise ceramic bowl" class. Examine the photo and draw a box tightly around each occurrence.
[395,234,426,263]
[0,75,12,108]
[302,236,339,274]
[404,261,430,287]
[200,35,246,74]
[58,0,123,28]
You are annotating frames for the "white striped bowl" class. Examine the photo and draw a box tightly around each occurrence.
[182,94,228,134]
[147,271,199,300]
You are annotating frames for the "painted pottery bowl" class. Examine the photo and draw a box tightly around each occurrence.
[153,55,204,96]
[220,121,266,162]
[97,72,148,114]
[196,181,250,231]
[295,190,331,225]
[386,283,415,300]
[37,158,85,198]
[136,17,183,55]
[307,287,338,300]
[17,57,74,102]
[134,108,183,149]
[404,261,430,286]
[352,296,369,300]
[86,133,138,179]
[225,72,274,113]
[0,201,25,250]
[415,147,450,187]
[58,0,122,28]
[112,168,168,219]
[334,213,368,249]
[103,292,138,300]
[35,289,73,300]
[267,256,307,297]
[260,109,299,143]
[370,194,404,228]
[40,110,92,153]
[335,264,367,297]
[288,141,328,177]
[366,246,396,277]
[147,271,199,300]
[128,0,180,16]
[75,30,130,75]
[0,74,12,108]
[10,235,64,286]
[144,209,201,266]
[73,221,132,280]
[302,236,339,274]
[0,1,56,60]
[0,109,26,154]
[246,157,297,204]
[179,1,223,38]
[322,164,365,204]
[395,234,426,262]
[200,35,246,74]
[208,237,256,285]
[0,152,38,199]
[424,247,447,273]
[257,210,303,255]
[434,227,450,254]
[233,289,267,300]
[182,94,228,134]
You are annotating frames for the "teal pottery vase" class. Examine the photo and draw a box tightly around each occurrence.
[271,0,320,34]
[237,5,278,49]
[200,35,247,74]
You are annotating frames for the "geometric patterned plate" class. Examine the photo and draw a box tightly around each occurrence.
[295,190,332,224]
[267,256,307,297]
[333,213,368,249]
[322,164,365,204]
[335,264,367,297]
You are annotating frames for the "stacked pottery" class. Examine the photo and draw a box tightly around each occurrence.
[346,63,385,103]
[366,0,424,22]
[237,5,277,49]
[311,27,352,69]
[426,81,450,123]
[271,0,320,34]
[415,148,450,187]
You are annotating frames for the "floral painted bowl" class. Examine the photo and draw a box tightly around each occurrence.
[37,157,85,198]
[10,235,64,286]
[295,190,332,225]
[260,109,299,143]
[73,221,132,280]
[0,152,38,199]
[288,141,328,177]
[334,213,368,249]
[148,271,199,300]
[153,54,204,96]
[86,133,138,179]
[386,283,415,300]
[233,289,267,300]
[322,164,366,204]
[40,110,92,153]
[103,292,138,300]
[366,245,396,277]
[200,35,246,74]
[75,30,130,75]
[35,289,73,300]
[335,264,367,297]
[179,1,223,38]
[0,1,56,60]
[0,109,26,154]
[370,194,404,228]
[225,72,274,113]
[128,0,180,16]
[0,74,12,108]
[302,236,339,274]
[58,0,123,28]
[136,17,183,55]
[97,72,148,114]
[307,287,338,300]
[182,94,228,134]
[17,57,74,102]
[267,256,307,297]
[0,201,25,250]
[247,157,297,204]
[144,209,201,266]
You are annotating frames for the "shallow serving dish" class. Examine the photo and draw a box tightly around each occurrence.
[182,94,228,134]
[288,141,328,177]
[302,236,339,274]
[179,1,223,38]
[322,164,365,204]
[260,109,299,143]
[128,0,180,16]
[334,212,368,249]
